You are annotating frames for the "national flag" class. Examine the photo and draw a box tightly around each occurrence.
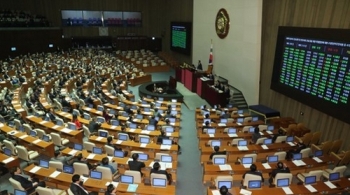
[209,43,213,65]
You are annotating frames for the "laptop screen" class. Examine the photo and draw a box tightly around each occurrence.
[268,155,278,163]
[122,112,129,117]
[111,120,119,126]
[88,104,94,108]
[237,110,244,114]
[248,180,261,189]
[304,176,316,185]
[207,128,216,134]
[120,175,133,184]
[118,134,128,141]
[114,150,124,158]
[329,172,340,181]
[171,110,177,115]
[220,119,228,123]
[242,157,253,164]
[252,116,259,122]
[314,150,323,157]
[74,143,83,151]
[249,127,255,133]
[30,130,37,137]
[63,165,74,174]
[153,178,166,187]
[96,117,105,123]
[238,140,248,146]
[42,135,50,142]
[228,128,236,134]
[39,160,49,168]
[286,136,294,142]
[264,139,272,145]
[56,120,63,126]
[18,125,24,132]
[129,123,137,129]
[14,189,27,195]
[267,125,274,131]
[213,157,226,165]
[92,147,102,154]
[136,114,143,119]
[171,104,176,108]
[147,125,155,131]
[99,131,108,137]
[109,110,116,115]
[203,111,209,116]
[138,153,148,161]
[293,153,302,160]
[97,106,104,111]
[168,118,175,123]
[165,127,174,133]
[161,155,172,163]
[4,148,11,156]
[140,137,150,144]
[90,170,102,180]
[68,123,76,130]
[277,178,289,187]
[144,108,150,112]
[158,97,164,101]
[218,181,232,189]
[211,140,221,147]
[237,118,244,123]
[155,103,161,107]
[162,139,172,145]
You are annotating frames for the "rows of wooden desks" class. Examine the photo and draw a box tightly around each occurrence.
[0,153,20,168]
[207,177,350,195]
[24,164,175,195]
[129,74,152,86]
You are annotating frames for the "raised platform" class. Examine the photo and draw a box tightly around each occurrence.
[138,81,183,102]
[249,104,280,123]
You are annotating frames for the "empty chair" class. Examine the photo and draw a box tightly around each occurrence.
[310,131,321,145]
[35,128,49,140]
[311,140,332,155]
[73,162,90,176]
[330,150,350,166]
[300,148,311,158]
[322,165,347,179]
[297,170,323,182]
[72,109,80,116]
[256,137,267,145]
[83,141,96,152]
[275,136,287,143]
[16,145,39,164]
[23,124,32,135]
[96,166,119,180]
[231,138,244,145]
[243,174,263,188]
[274,151,287,160]
[14,119,22,130]
[82,125,91,138]
[329,139,343,154]
[242,126,252,133]
[36,186,66,195]
[49,161,63,170]
[4,140,17,155]
[50,133,69,149]
[104,145,115,156]
[274,173,293,186]
[125,170,142,183]
[296,132,312,146]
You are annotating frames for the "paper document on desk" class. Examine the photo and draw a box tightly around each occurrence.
[324,181,337,189]
[2,157,15,163]
[29,166,41,173]
[61,128,72,133]
[237,146,248,151]
[236,123,242,126]
[266,131,273,135]
[87,154,96,159]
[261,145,269,150]
[208,134,214,137]
[69,149,77,155]
[49,171,61,178]
[228,134,238,137]
[243,164,252,169]
[33,139,41,144]
[143,112,151,115]
[259,132,264,135]
[127,184,138,192]
[141,130,150,134]
[313,157,323,163]
[287,142,296,146]
[85,107,92,111]
[282,187,293,194]
[166,133,172,137]
[305,184,317,192]
[19,135,28,139]
[219,164,232,171]
[211,190,221,195]
[96,137,103,141]
[81,176,88,183]
[292,160,306,166]
[159,162,172,170]
[262,163,271,169]
[129,129,136,132]
[160,145,171,150]
[39,121,48,125]
[239,189,252,195]
[116,140,123,144]
[140,143,147,148]
[110,126,117,129]
[218,123,226,127]
[52,125,60,129]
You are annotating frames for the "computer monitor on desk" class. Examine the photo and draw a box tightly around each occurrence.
[161,155,172,163]
[207,128,215,134]
[140,137,150,144]
[120,175,134,184]
[277,178,289,187]
[90,170,102,180]
[39,160,49,169]
[211,140,221,147]
[248,180,261,189]
[14,189,27,195]
[74,143,83,151]
[252,116,259,122]
[238,140,248,146]
[92,147,103,154]
[314,150,323,157]
[267,155,278,163]
[213,157,226,165]
[286,136,294,142]
[165,127,174,133]
[227,128,236,134]
[263,139,272,145]
[147,125,155,131]
[218,181,232,189]
[114,150,124,158]
[63,165,74,174]
[304,176,316,185]
[152,178,167,187]
[99,131,108,137]
[293,153,302,160]
[242,157,253,165]
[249,127,255,133]
[138,153,148,161]
[329,172,340,182]
[4,148,12,156]
[237,118,244,123]
[42,135,50,142]
[162,139,172,145]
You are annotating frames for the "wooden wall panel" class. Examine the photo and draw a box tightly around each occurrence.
[261,0,350,150]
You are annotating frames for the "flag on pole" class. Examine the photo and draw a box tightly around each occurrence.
[209,41,213,65]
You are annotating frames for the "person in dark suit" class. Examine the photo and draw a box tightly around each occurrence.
[71,153,93,170]
[46,108,57,121]
[88,117,100,135]
[10,167,46,194]
[128,153,145,176]
[50,150,74,165]
[150,162,172,184]
[70,174,97,195]
[107,136,128,157]
[220,111,230,119]
[197,60,203,70]
[219,186,232,195]
[268,162,290,184]
[272,129,285,143]
[209,146,227,160]
[251,127,261,144]
[148,115,158,126]
[286,141,307,159]
[156,130,169,144]
[242,164,264,182]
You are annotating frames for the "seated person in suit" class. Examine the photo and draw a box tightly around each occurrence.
[51,150,74,166]
[100,157,118,174]
[149,115,158,126]
[128,153,145,176]
[209,146,227,160]
[106,136,128,157]
[150,162,172,184]
[220,111,230,119]
[286,141,307,160]
[71,153,93,170]
[268,162,290,184]
[197,60,203,70]
[242,164,264,182]
[157,130,169,144]
[70,174,97,195]
[272,129,285,143]
[251,127,261,144]
[105,183,117,195]
[219,186,232,195]
[202,121,211,133]
[88,117,100,135]
[46,108,57,121]
[10,167,46,194]
[201,105,209,111]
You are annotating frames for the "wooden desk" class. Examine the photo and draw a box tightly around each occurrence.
[25,115,84,144]
[0,124,55,157]
[0,153,20,168]
[196,120,264,129]
[24,164,175,195]
[141,65,170,73]
[130,74,152,86]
